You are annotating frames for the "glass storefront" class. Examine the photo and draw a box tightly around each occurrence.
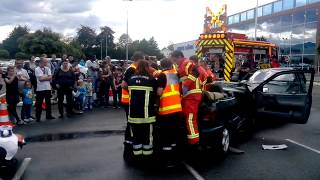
[227,1,319,65]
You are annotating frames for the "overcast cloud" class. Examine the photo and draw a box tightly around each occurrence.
[0,0,274,48]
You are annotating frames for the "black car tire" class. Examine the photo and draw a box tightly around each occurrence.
[214,127,230,157]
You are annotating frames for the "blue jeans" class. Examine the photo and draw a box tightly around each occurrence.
[85,96,93,110]
[22,104,32,119]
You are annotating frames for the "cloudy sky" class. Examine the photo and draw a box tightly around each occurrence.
[0,0,274,48]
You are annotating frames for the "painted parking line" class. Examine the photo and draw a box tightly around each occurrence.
[12,157,32,180]
[285,139,320,155]
[182,162,205,180]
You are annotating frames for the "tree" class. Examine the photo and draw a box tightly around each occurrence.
[117,33,133,49]
[167,43,174,51]
[75,25,97,58]
[0,49,10,59]
[256,36,267,41]
[63,41,85,59]
[15,52,29,59]
[2,25,29,58]
[19,28,65,56]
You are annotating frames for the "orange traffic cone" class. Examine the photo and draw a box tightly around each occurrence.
[0,98,14,127]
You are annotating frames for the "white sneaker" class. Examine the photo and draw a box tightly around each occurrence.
[29,118,35,121]
[23,119,31,123]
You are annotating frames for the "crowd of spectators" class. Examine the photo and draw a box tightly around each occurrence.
[0,54,125,125]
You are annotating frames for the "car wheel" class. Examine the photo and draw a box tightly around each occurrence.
[214,127,230,157]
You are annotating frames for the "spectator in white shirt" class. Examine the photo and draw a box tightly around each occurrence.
[85,55,99,92]
[35,56,55,122]
[15,58,30,120]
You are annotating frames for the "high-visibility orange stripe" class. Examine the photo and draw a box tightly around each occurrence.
[159,107,182,115]
[121,89,129,104]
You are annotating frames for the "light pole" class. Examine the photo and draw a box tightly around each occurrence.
[100,40,103,60]
[126,10,129,61]
[123,0,132,61]
[106,35,108,58]
[254,0,259,41]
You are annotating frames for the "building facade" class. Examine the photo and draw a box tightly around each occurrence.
[173,40,197,58]
[227,0,320,67]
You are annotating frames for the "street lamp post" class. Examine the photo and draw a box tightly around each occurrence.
[126,10,129,61]
[100,40,103,60]
[106,35,108,58]
[123,0,132,61]
[254,0,258,41]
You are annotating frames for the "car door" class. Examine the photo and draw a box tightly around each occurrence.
[253,69,314,124]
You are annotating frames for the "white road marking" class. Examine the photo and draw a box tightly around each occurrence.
[285,139,320,154]
[12,157,32,180]
[183,162,205,180]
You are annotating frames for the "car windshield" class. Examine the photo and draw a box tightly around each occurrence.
[248,69,277,84]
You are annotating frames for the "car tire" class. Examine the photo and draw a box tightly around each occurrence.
[214,127,230,157]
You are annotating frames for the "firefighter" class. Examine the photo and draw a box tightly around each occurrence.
[157,58,182,165]
[171,51,208,147]
[199,59,218,90]
[127,60,157,158]
[121,52,144,158]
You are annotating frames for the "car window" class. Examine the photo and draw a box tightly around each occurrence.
[262,73,305,94]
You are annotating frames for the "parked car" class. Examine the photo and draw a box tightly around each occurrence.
[124,68,315,165]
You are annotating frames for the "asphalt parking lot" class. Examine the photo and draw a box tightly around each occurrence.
[7,84,320,180]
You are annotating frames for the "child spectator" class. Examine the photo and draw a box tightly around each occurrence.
[85,77,94,111]
[22,80,34,123]
[114,67,123,108]
[73,80,86,113]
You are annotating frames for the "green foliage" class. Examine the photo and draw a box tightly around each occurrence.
[0,49,10,59]
[63,41,85,59]
[75,25,97,58]
[127,37,163,59]
[2,25,29,58]
[117,33,132,49]
[19,28,64,56]
[2,25,163,60]
[15,52,29,59]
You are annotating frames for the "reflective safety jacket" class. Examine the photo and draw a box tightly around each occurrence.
[177,59,208,100]
[121,64,137,104]
[128,75,157,124]
[158,69,182,115]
